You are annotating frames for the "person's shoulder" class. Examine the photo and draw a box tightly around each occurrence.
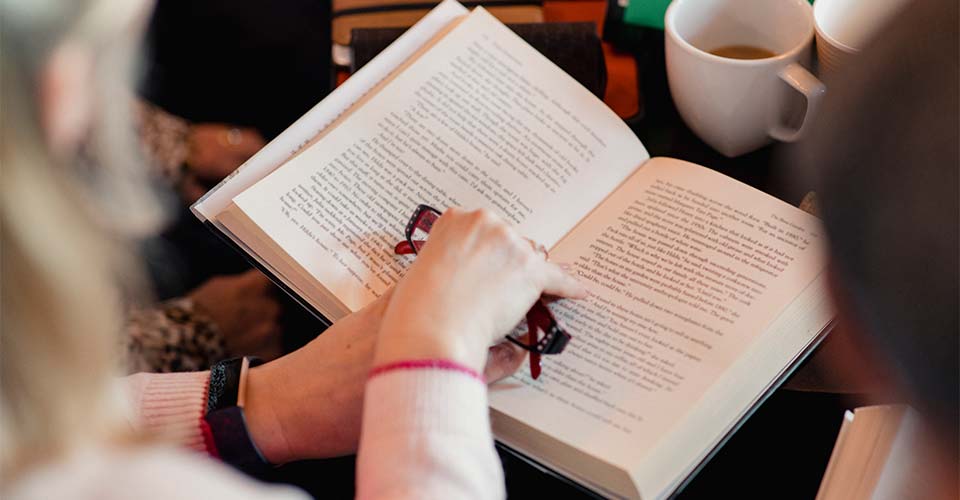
[6,445,307,500]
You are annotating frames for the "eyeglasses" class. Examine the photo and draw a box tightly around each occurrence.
[394,204,572,380]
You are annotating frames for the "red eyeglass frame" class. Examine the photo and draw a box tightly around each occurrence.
[394,204,572,380]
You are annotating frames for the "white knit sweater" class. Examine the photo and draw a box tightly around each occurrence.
[8,366,504,499]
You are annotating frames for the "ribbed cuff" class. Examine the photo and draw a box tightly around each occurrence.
[358,368,504,499]
[365,366,489,434]
[126,371,210,452]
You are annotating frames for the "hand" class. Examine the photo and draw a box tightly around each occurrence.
[187,123,265,180]
[189,270,283,361]
[178,123,265,203]
[375,208,587,373]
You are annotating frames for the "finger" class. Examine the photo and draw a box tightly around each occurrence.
[539,294,563,305]
[483,341,526,383]
[195,158,242,183]
[237,127,266,152]
[240,269,273,288]
[536,261,588,299]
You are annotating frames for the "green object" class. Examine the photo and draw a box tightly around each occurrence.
[623,0,673,30]
[621,0,813,31]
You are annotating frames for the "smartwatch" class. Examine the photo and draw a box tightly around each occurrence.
[205,357,271,475]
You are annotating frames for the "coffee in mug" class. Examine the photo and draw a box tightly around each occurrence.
[709,45,777,60]
[665,0,825,157]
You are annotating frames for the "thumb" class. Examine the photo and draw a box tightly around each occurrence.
[537,261,588,300]
[483,342,526,383]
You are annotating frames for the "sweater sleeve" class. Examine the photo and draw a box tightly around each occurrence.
[123,371,213,453]
[356,364,505,500]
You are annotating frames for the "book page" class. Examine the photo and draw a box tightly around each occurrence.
[490,158,827,480]
[230,7,647,311]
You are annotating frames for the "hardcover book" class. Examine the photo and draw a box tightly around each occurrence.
[193,2,834,497]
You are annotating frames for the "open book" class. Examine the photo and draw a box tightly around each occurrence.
[193,2,834,497]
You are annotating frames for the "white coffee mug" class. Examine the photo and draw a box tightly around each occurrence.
[665,0,825,157]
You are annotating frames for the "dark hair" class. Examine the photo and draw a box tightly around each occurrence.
[796,0,958,450]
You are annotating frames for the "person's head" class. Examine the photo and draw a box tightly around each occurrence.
[1,0,163,478]
[796,0,957,484]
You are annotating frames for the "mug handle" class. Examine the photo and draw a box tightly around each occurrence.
[769,63,826,142]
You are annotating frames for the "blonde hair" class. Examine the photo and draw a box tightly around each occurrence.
[1,0,166,480]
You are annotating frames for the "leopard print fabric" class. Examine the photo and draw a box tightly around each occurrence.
[134,99,190,185]
[125,298,227,373]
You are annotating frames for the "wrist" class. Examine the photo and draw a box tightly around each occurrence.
[241,337,374,462]
[374,326,489,373]
[242,363,293,464]
[202,357,275,474]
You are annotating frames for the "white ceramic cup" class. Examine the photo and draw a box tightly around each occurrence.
[814,0,909,79]
[665,0,825,158]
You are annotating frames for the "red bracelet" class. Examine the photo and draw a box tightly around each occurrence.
[368,359,485,383]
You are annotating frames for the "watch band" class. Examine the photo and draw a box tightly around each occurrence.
[207,357,263,413]
[205,406,271,475]
[205,357,270,474]
[208,357,242,413]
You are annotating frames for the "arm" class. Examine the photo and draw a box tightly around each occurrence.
[124,270,282,374]
[133,99,190,184]
[121,287,508,464]
[357,364,504,499]
[239,292,528,467]
[123,370,214,453]
[130,208,579,481]
[133,98,265,203]
[354,208,586,499]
